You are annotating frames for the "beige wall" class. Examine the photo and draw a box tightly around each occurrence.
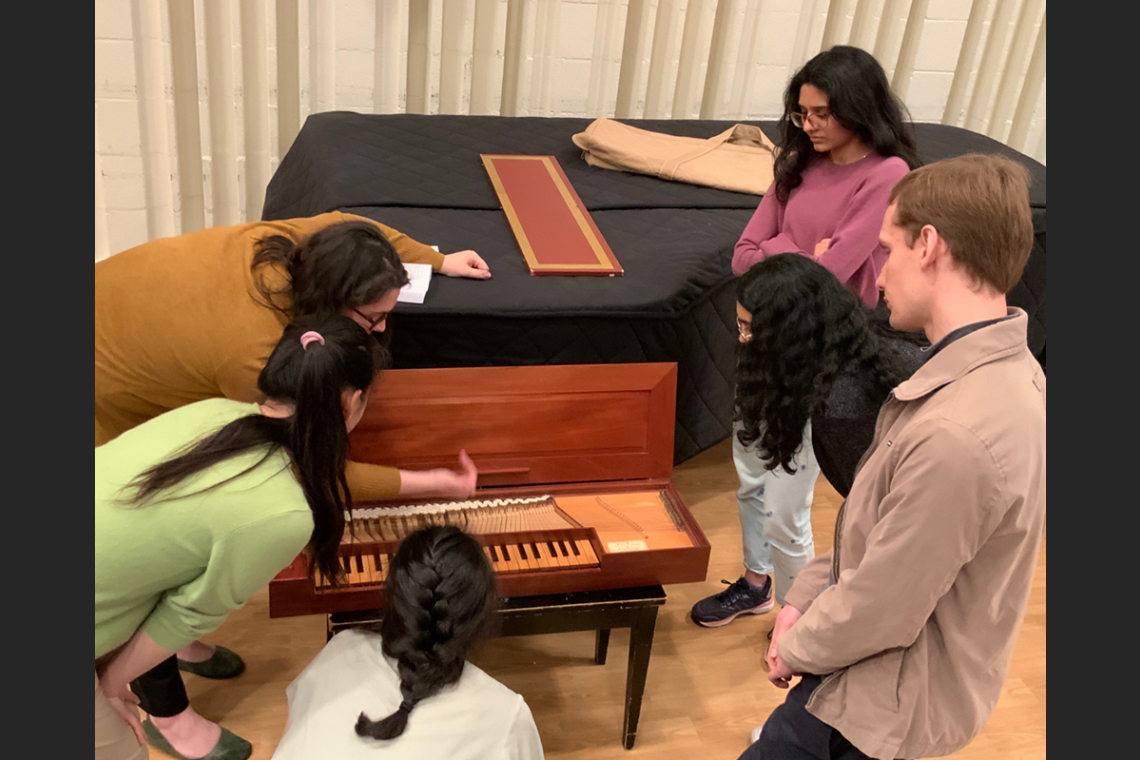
[95,0,1046,260]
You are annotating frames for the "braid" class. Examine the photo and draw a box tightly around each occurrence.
[355,526,496,741]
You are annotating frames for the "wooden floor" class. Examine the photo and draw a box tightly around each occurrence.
[164,439,1046,759]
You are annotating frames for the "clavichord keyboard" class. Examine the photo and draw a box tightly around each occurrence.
[322,496,598,588]
[268,364,710,618]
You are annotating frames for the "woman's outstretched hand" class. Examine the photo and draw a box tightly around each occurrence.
[442,450,479,498]
[398,450,479,499]
[440,250,492,279]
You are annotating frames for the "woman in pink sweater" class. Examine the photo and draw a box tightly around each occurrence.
[732,46,918,305]
[693,46,919,630]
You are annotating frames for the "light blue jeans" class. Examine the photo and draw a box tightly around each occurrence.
[733,422,820,606]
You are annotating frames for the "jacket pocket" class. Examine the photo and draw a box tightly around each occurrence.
[862,647,906,712]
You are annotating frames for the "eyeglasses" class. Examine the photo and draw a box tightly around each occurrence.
[353,307,390,330]
[789,110,831,129]
[737,317,752,341]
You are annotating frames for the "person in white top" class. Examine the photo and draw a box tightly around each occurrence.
[273,526,544,760]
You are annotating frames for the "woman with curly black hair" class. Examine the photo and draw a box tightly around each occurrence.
[691,256,925,628]
[273,525,544,760]
[735,256,924,495]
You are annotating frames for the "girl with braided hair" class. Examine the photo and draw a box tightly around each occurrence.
[274,525,543,760]
[690,255,925,628]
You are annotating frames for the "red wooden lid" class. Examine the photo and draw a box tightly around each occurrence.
[350,363,676,488]
[482,155,623,277]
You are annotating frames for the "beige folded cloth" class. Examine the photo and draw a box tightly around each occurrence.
[571,117,776,195]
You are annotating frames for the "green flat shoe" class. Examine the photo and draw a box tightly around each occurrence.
[142,719,252,760]
[177,645,245,679]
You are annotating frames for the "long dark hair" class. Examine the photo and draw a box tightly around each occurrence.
[252,220,410,318]
[773,45,920,203]
[126,315,382,583]
[356,526,497,741]
[735,255,918,473]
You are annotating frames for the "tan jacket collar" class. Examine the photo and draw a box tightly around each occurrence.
[893,308,1029,402]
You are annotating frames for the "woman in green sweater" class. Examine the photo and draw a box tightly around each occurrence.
[95,315,459,760]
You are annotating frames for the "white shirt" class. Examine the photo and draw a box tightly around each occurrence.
[273,630,545,760]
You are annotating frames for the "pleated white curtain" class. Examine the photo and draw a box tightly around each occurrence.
[94,0,1046,259]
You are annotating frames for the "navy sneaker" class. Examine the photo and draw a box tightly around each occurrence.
[690,577,774,627]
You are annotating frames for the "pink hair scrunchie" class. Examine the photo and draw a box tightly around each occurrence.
[299,330,326,349]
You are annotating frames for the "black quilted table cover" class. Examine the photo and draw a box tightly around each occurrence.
[264,114,1047,462]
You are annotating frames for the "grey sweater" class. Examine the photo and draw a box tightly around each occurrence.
[811,338,926,498]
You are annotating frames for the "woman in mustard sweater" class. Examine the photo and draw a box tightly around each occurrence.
[95,315,461,760]
[95,212,487,499]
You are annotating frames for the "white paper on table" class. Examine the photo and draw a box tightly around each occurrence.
[397,246,436,304]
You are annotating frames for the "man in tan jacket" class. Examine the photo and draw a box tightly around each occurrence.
[745,154,1046,760]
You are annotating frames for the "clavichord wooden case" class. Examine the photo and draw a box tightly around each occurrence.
[269,363,710,617]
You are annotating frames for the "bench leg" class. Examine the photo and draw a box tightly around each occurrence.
[622,607,659,749]
[595,629,611,665]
